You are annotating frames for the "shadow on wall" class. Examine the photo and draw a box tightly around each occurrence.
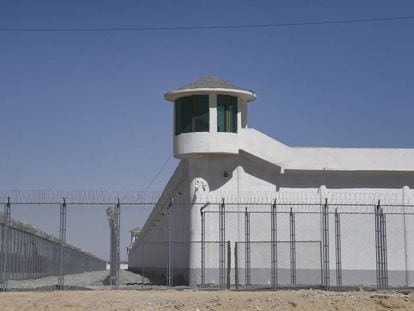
[241,152,414,190]
[278,170,414,189]
[128,267,188,286]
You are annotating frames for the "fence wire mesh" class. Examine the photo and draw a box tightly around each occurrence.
[1,189,414,291]
[0,204,106,291]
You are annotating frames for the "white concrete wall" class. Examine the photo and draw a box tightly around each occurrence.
[128,150,414,286]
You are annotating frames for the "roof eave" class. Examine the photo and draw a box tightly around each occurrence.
[164,88,256,102]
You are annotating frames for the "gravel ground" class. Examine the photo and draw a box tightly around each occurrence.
[7,270,152,290]
[0,289,413,310]
[3,272,414,310]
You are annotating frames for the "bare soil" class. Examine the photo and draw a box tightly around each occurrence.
[6,270,150,290]
[0,289,413,311]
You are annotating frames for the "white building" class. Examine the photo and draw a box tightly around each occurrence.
[129,76,414,288]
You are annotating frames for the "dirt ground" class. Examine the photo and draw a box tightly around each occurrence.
[0,289,413,311]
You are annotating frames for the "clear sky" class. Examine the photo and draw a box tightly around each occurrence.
[1,0,414,191]
[1,1,414,260]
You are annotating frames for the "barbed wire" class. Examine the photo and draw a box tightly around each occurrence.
[0,190,161,204]
[1,189,413,206]
[194,189,414,205]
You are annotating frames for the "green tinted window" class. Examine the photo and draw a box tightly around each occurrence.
[228,96,237,133]
[175,100,181,135]
[194,95,209,132]
[217,95,226,132]
[181,96,192,133]
[174,95,209,135]
[217,95,238,133]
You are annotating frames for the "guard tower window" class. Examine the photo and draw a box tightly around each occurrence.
[175,95,209,135]
[217,95,237,133]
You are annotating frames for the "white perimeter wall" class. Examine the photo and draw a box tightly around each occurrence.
[129,153,414,286]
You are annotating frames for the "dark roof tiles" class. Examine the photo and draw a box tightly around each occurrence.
[174,76,249,92]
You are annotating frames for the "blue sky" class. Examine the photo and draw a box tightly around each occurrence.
[1,1,414,259]
[1,0,414,191]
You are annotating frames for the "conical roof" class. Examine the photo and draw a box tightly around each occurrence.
[175,76,249,92]
[165,76,256,102]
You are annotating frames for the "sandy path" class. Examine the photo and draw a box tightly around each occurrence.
[0,289,413,311]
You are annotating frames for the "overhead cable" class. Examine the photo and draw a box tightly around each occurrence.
[0,16,413,32]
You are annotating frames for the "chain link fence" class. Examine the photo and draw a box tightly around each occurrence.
[0,199,106,291]
[1,190,414,291]
[0,192,159,291]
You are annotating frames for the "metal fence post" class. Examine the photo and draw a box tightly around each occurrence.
[322,198,330,288]
[380,207,388,288]
[200,209,205,288]
[375,200,383,289]
[10,228,14,281]
[226,241,231,289]
[219,199,225,289]
[290,207,296,287]
[106,200,120,289]
[15,229,20,280]
[244,207,251,287]
[234,242,239,290]
[375,202,380,288]
[334,208,342,287]
[115,198,120,289]
[402,186,409,288]
[167,198,173,288]
[271,199,277,290]
[1,197,11,292]
[108,208,114,286]
[9,227,14,281]
[58,198,67,290]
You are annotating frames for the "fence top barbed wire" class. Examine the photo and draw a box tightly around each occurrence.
[1,189,414,206]
[0,190,162,204]
[199,189,414,205]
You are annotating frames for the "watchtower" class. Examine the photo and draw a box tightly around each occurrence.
[165,76,256,158]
